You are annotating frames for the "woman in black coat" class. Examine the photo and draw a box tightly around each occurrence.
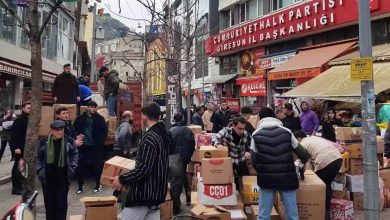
[322,109,342,142]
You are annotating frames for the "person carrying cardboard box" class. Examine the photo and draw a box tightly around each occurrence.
[212,116,252,190]
[110,102,170,219]
[251,107,310,220]
[294,131,342,220]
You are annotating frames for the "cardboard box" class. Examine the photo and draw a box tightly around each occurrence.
[196,133,216,149]
[276,171,326,220]
[53,104,77,122]
[332,190,350,200]
[346,175,363,192]
[191,204,231,220]
[202,158,233,185]
[330,199,354,220]
[250,205,279,220]
[335,127,362,142]
[351,192,364,211]
[69,216,83,220]
[191,191,244,210]
[80,196,117,220]
[97,108,109,121]
[240,176,260,205]
[198,181,237,206]
[380,169,390,191]
[344,143,363,159]
[229,209,248,220]
[38,106,54,136]
[188,125,203,135]
[100,156,135,186]
[108,117,117,136]
[192,146,229,162]
[348,159,363,175]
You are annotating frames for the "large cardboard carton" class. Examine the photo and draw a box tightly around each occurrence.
[97,108,109,121]
[53,104,77,122]
[276,171,326,220]
[346,175,363,192]
[188,125,203,135]
[192,146,229,162]
[348,159,363,175]
[198,181,237,206]
[202,158,233,185]
[379,169,390,190]
[80,196,117,220]
[335,127,362,142]
[191,191,244,210]
[196,133,216,149]
[108,117,117,136]
[240,176,260,205]
[332,189,350,200]
[351,192,364,211]
[191,204,231,220]
[343,143,363,159]
[38,106,54,136]
[100,156,135,186]
[330,199,354,220]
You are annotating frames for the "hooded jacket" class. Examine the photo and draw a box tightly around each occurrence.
[300,102,320,134]
[251,117,309,190]
[104,70,120,99]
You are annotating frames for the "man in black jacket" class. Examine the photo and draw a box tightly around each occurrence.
[52,64,80,104]
[111,102,169,220]
[251,107,309,220]
[73,101,108,194]
[10,101,31,195]
[169,113,195,213]
[282,103,302,133]
[211,101,233,133]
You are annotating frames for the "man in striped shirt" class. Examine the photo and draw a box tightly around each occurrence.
[110,102,169,219]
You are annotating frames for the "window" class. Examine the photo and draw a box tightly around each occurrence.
[59,15,73,61]
[220,10,230,29]
[0,4,17,45]
[258,0,264,17]
[41,11,58,61]
[240,4,246,23]
[221,55,238,75]
[246,0,257,20]
[231,5,240,27]
[20,8,32,50]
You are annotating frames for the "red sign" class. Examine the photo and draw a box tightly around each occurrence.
[236,77,266,97]
[205,0,390,56]
[268,68,321,80]
[221,98,240,113]
[204,184,233,200]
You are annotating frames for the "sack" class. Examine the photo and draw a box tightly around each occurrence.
[169,154,183,177]
[2,121,13,130]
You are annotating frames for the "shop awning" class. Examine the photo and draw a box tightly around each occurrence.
[203,73,237,84]
[236,75,266,97]
[330,43,390,65]
[279,62,390,101]
[268,41,357,80]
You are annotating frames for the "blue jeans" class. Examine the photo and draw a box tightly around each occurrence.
[107,95,117,116]
[258,188,299,220]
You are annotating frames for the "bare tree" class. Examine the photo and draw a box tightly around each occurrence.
[0,0,66,197]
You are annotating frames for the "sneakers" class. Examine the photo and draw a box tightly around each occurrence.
[94,185,103,193]
[76,187,83,194]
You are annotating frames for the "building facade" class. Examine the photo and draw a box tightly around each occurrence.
[205,0,390,110]
[0,1,78,111]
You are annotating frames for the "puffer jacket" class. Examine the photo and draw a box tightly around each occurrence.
[169,122,195,164]
[104,70,120,99]
[36,135,79,184]
[251,117,309,191]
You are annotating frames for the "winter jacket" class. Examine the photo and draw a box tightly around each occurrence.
[104,70,120,99]
[63,120,77,140]
[73,111,108,147]
[202,110,214,132]
[79,85,93,101]
[119,122,169,207]
[211,108,233,133]
[114,120,134,152]
[169,122,195,164]
[52,72,80,104]
[300,109,320,134]
[282,115,302,133]
[321,120,342,142]
[36,135,78,185]
[251,117,309,191]
[10,112,29,154]
[192,112,204,129]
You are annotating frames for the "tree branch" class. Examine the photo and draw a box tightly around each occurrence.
[0,0,30,36]
[38,0,64,37]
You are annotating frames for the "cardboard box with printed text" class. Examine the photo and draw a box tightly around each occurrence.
[198,181,237,206]
[192,146,229,162]
[202,157,233,185]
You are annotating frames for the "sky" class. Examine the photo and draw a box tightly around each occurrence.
[93,0,165,30]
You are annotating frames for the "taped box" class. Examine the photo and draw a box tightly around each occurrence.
[335,127,362,143]
[100,156,135,186]
[80,196,117,220]
[192,146,229,162]
[191,204,231,220]
[240,176,260,205]
[330,199,354,220]
[198,181,237,206]
[202,158,233,185]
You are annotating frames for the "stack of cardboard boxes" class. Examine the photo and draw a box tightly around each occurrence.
[331,127,390,217]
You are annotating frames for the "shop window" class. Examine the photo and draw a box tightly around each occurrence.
[246,0,257,20]
[0,4,17,45]
[41,11,58,61]
[59,15,73,61]
[0,78,14,111]
[221,55,238,76]
[372,19,390,45]
[231,5,240,27]
[220,10,230,29]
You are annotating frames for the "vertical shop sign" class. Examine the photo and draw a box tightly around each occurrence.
[166,74,178,128]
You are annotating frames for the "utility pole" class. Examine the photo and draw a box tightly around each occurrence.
[90,2,97,82]
[185,0,192,125]
[358,0,380,219]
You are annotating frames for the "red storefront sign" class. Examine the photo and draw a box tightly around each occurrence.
[236,77,266,97]
[205,0,390,56]
[268,68,321,80]
[221,98,240,112]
